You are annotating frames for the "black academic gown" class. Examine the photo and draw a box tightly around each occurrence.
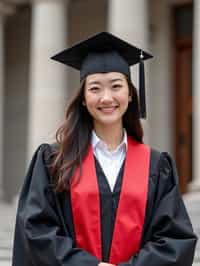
[12,143,197,266]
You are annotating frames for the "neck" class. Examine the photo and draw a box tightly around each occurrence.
[93,122,124,151]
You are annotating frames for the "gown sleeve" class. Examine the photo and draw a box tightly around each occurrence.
[118,152,197,266]
[12,144,100,266]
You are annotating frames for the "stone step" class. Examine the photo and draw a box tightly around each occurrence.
[0,247,12,259]
[183,193,200,265]
[0,260,11,266]
[0,202,16,265]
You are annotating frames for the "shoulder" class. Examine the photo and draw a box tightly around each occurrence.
[35,142,59,152]
[32,142,60,163]
[148,147,179,192]
[26,142,60,183]
[128,139,176,180]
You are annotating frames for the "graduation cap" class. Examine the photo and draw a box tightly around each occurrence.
[51,32,153,119]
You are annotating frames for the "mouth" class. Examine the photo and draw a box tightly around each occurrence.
[97,106,119,113]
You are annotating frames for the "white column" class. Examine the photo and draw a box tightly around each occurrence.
[148,0,172,154]
[0,14,4,200]
[108,0,150,143]
[192,0,200,190]
[28,0,68,156]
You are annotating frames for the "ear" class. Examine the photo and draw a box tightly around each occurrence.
[128,95,132,102]
[82,100,86,106]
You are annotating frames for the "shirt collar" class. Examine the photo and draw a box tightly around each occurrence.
[91,129,128,153]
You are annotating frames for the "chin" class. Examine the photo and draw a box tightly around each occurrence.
[95,118,122,127]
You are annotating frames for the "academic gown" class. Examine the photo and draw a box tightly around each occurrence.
[12,143,197,266]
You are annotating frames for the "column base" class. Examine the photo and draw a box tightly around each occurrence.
[188,180,200,193]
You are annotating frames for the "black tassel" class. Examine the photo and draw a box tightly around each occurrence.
[139,51,146,119]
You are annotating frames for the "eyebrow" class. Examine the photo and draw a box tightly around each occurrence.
[88,78,123,85]
[110,78,123,82]
[87,81,101,85]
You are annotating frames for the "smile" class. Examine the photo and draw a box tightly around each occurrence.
[97,106,118,113]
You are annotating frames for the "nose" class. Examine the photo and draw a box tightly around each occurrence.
[100,88,113,102]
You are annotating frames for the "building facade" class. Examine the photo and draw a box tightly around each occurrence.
[0,0,199,203]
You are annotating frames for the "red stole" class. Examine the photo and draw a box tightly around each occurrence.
[70,137,150,264]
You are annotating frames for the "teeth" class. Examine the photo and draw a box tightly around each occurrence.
[100,106,117,109]
[98,106,117,112]
[101,107,115,110]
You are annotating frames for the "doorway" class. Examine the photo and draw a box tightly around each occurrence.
[173,4,193,193]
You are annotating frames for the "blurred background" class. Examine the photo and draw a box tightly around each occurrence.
[0,0,199,265]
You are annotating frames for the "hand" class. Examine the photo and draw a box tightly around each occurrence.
[98,263,116,266]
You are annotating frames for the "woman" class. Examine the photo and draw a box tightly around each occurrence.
[12,32,197,266]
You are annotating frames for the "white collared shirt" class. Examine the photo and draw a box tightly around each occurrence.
[91,130,127,192]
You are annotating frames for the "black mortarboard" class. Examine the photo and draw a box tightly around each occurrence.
[51,32,153,118]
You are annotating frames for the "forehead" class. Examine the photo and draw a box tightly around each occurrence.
[85,72,127,84]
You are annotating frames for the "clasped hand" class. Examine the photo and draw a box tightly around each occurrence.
[98,263,116,266]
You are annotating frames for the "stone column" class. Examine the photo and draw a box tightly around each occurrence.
[0,2,15,200]
[108,0,150,143]
[28,0,68,157]
[192,0,200,190]
[0,14,4,200]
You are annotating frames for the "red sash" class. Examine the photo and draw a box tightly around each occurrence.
[70,137,150,264]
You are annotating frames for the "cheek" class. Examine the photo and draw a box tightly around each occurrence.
[84,92,91,106]
[84,94,98,114]
[118,92,130,106]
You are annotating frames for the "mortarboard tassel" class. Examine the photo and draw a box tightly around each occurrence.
[139,51,146,119]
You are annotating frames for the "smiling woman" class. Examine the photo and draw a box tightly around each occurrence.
[12,32,197,266]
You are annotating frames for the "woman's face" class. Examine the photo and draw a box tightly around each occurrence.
[84,72,131,129]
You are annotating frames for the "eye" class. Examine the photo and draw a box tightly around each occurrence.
[89,86,100,92]
[112,84,122,90]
